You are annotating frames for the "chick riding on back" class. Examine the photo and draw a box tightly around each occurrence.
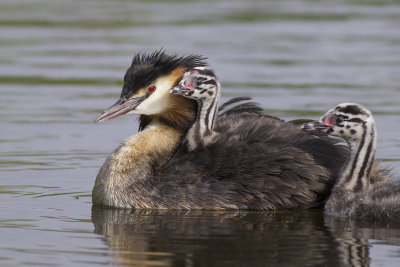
[170,67,220,151]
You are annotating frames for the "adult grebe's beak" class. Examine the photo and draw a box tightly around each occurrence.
[94,95,146,123]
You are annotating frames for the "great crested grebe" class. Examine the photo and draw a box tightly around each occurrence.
[92,51,349,209]
[313,103,397,220]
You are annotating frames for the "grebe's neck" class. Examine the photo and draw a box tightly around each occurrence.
[337,123,376,193]
[92,120,183,208]
[185,92,220,151]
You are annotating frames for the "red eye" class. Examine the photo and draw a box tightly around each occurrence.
[148,86,156,93]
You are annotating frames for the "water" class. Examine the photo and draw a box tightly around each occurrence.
[1,0,400,266]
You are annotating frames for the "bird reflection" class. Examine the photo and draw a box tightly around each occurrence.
[92,207,400,266]
[95,206,400,266]
[92,207,344,266]
[324,216,400,266]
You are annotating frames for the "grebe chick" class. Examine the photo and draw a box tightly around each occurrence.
[170,67,220,151]
[317,103,397,221]
[92,50,348,210]
[170,68,294,151]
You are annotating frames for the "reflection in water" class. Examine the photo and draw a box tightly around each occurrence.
[325,217,370,266]
[325,216,400,266]
[92,207,400,266]
[92,207,341,266]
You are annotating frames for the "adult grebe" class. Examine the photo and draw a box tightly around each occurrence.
[314,103,397,220]
[92,51,348,209]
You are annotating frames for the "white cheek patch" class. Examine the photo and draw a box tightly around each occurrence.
[132,76,175,115]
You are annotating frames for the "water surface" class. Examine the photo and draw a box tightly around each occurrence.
[1,0,400,266]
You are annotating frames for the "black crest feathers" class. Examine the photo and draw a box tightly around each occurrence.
[121,50,208,99]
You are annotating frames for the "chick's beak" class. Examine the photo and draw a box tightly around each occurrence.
[320,114,335,127]
[301,120,331,132]
[94,96,146,123]
[170,77,196,96]
[312,121,332,131]
[170,83,191,95]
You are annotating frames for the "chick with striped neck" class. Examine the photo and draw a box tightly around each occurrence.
[318,103,398,221]
[323,103,376,194]
[170,67,220,151]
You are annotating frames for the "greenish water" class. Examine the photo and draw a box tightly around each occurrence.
[1,0,400,266]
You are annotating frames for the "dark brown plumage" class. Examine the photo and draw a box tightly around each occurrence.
[161,115,348,209]
[92,51,349,210]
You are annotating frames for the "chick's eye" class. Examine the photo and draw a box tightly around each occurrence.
[148,86,156,93]
[336,117,343,124]
[196,80,202,86]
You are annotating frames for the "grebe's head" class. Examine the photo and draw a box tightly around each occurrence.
[95,50,207,123]
[320,103,374,142]
[170,67,220,102]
